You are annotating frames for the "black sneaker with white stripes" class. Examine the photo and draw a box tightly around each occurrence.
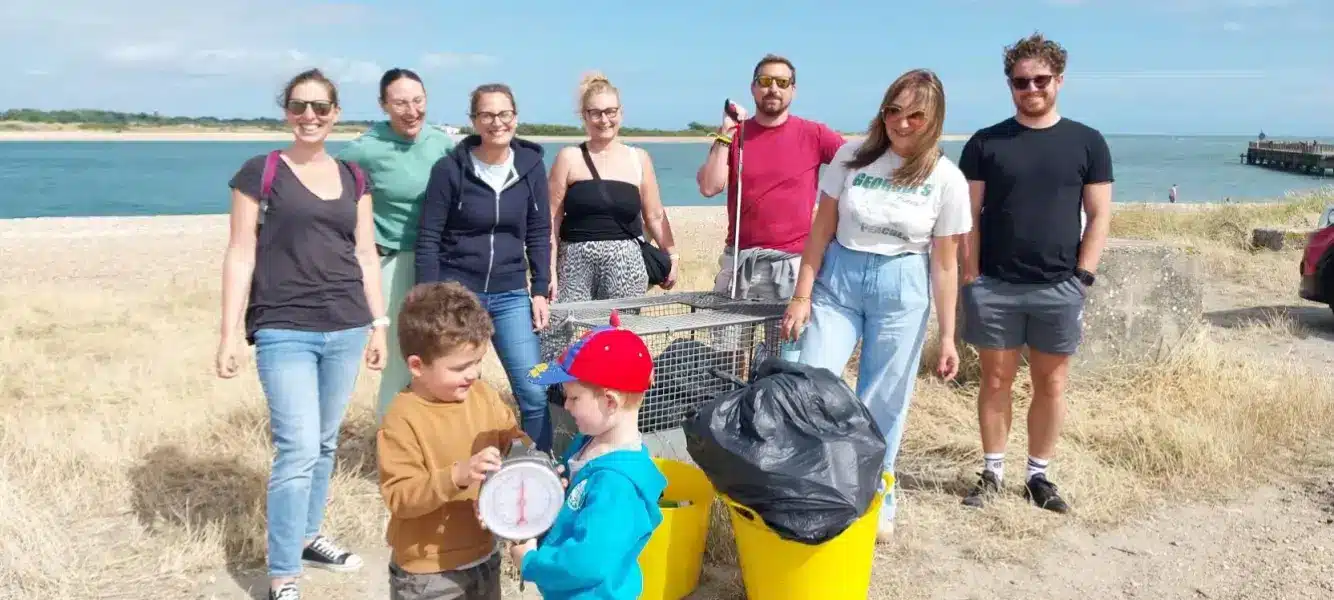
[269,581,299,600]
[302,535,364,573]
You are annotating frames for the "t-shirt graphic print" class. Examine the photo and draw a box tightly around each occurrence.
[818,140,972,257]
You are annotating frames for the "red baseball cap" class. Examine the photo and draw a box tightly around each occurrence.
[527,313,653,393]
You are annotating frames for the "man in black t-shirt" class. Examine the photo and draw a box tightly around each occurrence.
[957,33,1114,514]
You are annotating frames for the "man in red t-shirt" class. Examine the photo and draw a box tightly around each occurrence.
[696,53,846,301]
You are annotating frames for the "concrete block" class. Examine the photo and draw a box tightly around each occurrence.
[1069,239,1205,370]
[1251,227,1314,251]
[954,238,1205,372]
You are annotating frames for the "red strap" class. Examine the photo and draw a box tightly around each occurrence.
[260,150,281,200]
[347,162,367,198]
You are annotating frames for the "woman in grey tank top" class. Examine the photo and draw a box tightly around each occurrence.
[215,69,388,600]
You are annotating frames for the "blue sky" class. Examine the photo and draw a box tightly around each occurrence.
[1,0,1330,136]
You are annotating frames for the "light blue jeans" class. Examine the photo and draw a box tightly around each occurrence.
[481,289,553,453]
[254,325,370,578]
[795,241,931,523]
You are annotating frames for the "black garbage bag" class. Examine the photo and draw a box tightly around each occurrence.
[683,357,887,545]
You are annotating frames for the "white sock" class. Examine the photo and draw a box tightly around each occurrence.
[1027,456,1049,481]
[983,453,1005,483]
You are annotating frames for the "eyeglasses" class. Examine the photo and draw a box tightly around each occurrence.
[753,75,793,89]
[286,100,334,117]
[883,105,927,127]
[1009,75,1053,91]
[584,107,620,120]
[473,110,516,125]
[385,96,426,112]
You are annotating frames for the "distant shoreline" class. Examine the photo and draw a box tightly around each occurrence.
[0,200,1283,224]
[0,128,969,144]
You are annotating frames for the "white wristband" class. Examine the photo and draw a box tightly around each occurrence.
[371,316,391,328]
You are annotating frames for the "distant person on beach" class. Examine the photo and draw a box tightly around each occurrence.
[336,68,456,422]
[1169,184,1177,203]
[695,53,845,300]
[780,69,971,543]
[215,68,388,600]
[548,72,679,302]
[958,33,1113,515]
[414,83,556,452]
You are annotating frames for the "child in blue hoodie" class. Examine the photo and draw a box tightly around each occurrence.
[512,315,667,599]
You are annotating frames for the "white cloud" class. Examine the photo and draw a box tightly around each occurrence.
[1222,21,1245,31]
[0,1,481,87]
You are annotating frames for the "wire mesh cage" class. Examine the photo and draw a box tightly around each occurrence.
[540,291,788,434]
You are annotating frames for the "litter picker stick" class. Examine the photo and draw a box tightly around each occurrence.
[725,98,745,299]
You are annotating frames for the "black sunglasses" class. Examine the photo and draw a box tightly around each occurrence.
[1009,75,1053,91]
[286,100,335,116]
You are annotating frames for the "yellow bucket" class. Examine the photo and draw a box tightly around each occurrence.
[638,458,715,600]
[724,474,892,600]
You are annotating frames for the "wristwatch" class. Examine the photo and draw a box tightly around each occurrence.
[1073,267,1096,287]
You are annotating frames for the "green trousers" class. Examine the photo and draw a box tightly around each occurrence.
[377,250,416,422]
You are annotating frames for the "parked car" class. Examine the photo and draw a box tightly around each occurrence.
[1299,204,1334,315]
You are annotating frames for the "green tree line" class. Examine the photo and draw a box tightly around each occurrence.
[0,109,719,136]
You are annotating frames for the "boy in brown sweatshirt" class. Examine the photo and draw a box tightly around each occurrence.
[376,281,530,600]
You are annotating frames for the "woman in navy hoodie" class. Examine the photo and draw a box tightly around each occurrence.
[415,83,555,451]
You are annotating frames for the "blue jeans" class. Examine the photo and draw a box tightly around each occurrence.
[482,290,553,452]
[795,241,931,523]
[254,325,370,578]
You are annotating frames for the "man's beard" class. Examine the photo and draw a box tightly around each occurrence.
[1015,92,1055,118]
[757,94,788,117]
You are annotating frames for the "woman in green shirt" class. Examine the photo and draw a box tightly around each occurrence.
[338,68,456,420]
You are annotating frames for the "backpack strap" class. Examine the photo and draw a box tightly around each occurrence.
[344,160,368,199]
[256,150,282,229]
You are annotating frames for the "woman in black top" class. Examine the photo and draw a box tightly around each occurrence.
[215,68,387,600]
[548,72,678,301]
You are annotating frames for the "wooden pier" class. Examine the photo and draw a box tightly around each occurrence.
[1244,140,1333,176]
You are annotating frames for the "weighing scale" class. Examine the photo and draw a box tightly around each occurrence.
[477,439,565,542]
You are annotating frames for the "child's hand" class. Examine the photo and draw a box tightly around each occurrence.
[452,446,502,489]
[508,538,537,566]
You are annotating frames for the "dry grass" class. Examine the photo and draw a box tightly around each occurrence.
[3,195,1334,599]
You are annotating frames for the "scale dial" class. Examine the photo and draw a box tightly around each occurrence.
[477,460,565,541]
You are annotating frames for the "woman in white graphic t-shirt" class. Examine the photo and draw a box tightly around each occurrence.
[779,68,973,543]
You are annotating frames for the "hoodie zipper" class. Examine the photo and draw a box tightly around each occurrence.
[483,164,522,294]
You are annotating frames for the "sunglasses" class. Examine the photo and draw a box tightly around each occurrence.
[753,75,793,89]
[883,105,927,127]
[286,100,334,116]
[1009,75,1054,91]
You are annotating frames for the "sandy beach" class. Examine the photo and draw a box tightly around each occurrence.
[0,207,730,290]
[0,128,968,144]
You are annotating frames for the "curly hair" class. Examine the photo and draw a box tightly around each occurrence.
[397,282,494,365]
[1003,32,1068,77]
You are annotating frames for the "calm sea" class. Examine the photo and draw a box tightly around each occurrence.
[1,135,1330,219]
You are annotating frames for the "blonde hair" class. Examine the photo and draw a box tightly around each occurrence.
[576,71,619,114]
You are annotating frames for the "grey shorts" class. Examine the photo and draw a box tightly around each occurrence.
[961,275,1088,356]
[389,553,501,600]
